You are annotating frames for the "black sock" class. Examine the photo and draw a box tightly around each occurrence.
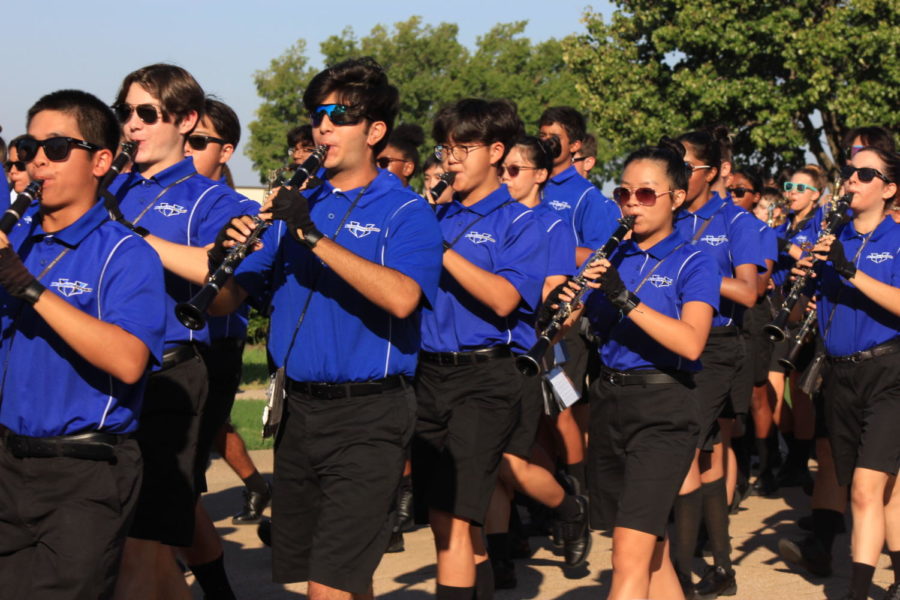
[755,437,771,476]
[768,434,782,471]
[188,554,236,600]
[437,583,475,600]
[793,438,812,471]
[553,494,581,522]
[889,550,900,583]
[811,508,843,552]
[566,461,586,494]
[509,502,525,538]
[242,470,267,496]
[850,562,875,599]
[486,533,509,562]
[475,560,494,600]
[672,488,703,584]
[701,478,732,572]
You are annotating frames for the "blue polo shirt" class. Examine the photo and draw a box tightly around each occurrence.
[584,230,719,372]
[109,157,257,350]
[772,210,819,288]
[540,165,621,251]
[534,202,577,278]
[815,216,900,356]
[0,175,9,211]
[675,193,766,327]
[235,170,442,383]
[0,201,165,437]
[421,186,545,353]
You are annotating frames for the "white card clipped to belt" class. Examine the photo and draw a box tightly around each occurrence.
[546,366,580,410]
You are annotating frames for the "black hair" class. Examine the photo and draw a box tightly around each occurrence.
[842,126,896,154]
[27,89,119,152]
[538,106,587,143]
[423,154,442,172]
[515,135,561,174]
[730,168,763,193]
[386,123,425,176]
[623,137,690,192]
[7,135,26,159]
[678,128,727,182]
[432,98,523,165]
[860,147,900,202]
[708,124,733,162]
[115,63,204,125]
[203,98,240,147]
[302,57,399,156]
[579,133,597,159]
[287,124,313,148]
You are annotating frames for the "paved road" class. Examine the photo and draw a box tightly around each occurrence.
[195,451,895,599]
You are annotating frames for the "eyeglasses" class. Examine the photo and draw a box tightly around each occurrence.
[844,145,865,160]
[685,163,712,173]
[499,164,539,178]
[15,136,102,163]
[434,144,484,162]
[187,134,228,151]
[113,103,165,125]
[573,156,588,163]
[841,165,894,184]
[4,160,26,172]
[783,182,818,193]
[376,156,409,169]
[727,187,754,198]
[310,104,362,127]
[612,187,673,207]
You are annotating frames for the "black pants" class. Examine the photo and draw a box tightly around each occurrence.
[0,439,142,600]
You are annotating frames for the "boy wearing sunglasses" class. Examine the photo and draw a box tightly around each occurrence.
[105,63,256,600]
[0,89,165,598]
[209,57,443,600]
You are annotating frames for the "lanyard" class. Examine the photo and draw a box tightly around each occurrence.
[445,199,516,249]
[822,230,873,340]
[128,173,197,226]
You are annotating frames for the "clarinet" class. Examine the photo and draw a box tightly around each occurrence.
[516,215,635,377]
[100,141,138,223]
[175,145,327,330]
[763,192,852,342]
[429,172,455,204]
[0,180,42,234]
[778,307,817,370]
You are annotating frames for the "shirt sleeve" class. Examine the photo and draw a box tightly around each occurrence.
[97,236,167,365]
[760,225,779,263]
[383,199,444,308]
[728,211,767,271]
[546,217,577,277]
[576,188,622,249]
[193,188,259,246]
[678,249,721,309]
[493,208,546,311]
[234,220,283,305]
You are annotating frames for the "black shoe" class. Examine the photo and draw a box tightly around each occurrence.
[749,471,777,497]
[729,477,749,515]
[559,495,591,567]
[385,531,404,553]
[797,513,847,534]
[558,470,582,496]
[396,485,414,532]
[885,583,900,600]
[233,483,272,525]
[492,558,517,590]
[695,565,737,599]
[678,573,699,600]
[777,535,832,577]
[257,517,272,546]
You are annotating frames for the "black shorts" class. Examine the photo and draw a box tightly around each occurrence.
[695,330,744,450]
[768,325,816,375]
[272,384,414,595]
[130,351,207,547]
[412,356,521,525]
[814,390,828,439]
[824,350,900,487]
[195,338,245,493]
[505,372,544,459]
[743,298,776,385]
[0,439,141,599]
[588,373,699,536]
[560,323,601,404]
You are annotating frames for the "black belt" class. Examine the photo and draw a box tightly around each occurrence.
[709,325,740,337]
[286,374,408,400]
[600,367,693,387]
[827,337,900,364]
[419,346,513,366]
[161,343,201,370]
[210,337,245,352]
[3,430,130,461]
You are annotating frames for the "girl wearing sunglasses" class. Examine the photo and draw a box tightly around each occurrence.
[670,129,766,599]
[5,136,32,199]
[551,139,717,600]
[790,146,900,600]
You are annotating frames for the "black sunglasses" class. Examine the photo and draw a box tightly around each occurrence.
[310,104,362,127]
[499,164,539,178]
[4,160,26,172]
[113,103,165,125]
[187,134,228,151]
[727,187,754,198]
[841,165,893,184]
[15,136,102,163]
[376,156,408,169]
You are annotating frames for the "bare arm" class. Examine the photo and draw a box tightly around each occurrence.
[143,234,210,285]
[720,263,759,308]
[442,249,521,317]
[757,258,775,297]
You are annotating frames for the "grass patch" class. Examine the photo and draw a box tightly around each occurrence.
[241,344,269,389]
[230,399,274,451]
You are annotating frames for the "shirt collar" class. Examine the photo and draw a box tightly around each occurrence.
[549,164,578,185]
[130,156,197,188]
[447,185,513,216]
[31,200,109,247]
[844,215,893,242]
[620,229,687,260]
[685,191,725,221]
[314,169,398,208]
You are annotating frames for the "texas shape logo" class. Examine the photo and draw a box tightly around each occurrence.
[700,234,728,247]
[648,274,673,288]
[51,278,93,297]
[548,200,571,211]
[154,202,187,217]
[465,231,496,244]
[344,221,381,238]
[867,252,893,264]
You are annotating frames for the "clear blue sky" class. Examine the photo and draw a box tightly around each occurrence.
[1,0,613,187]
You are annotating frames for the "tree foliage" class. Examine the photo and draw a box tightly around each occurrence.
[564,0,900,177]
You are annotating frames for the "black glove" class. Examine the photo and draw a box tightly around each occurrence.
[207,218,239,273]
[599,264,640,316]
[536,282,567,331]
[0,247,45,305]
[827,237,857,280]
[271,187,322,248]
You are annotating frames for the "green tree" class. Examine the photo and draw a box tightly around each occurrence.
[565,0,900,177]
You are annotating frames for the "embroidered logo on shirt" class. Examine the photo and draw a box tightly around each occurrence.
[23,216,32,224]
[154,202,187,217]
[794,234,809,245]
[548,200,571,211]
[648,274,674,288]
[50,278,93,297]
[344,221,381,238]
[867,252,893,264]
[465,231,496,244]
[700,234,728,247]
